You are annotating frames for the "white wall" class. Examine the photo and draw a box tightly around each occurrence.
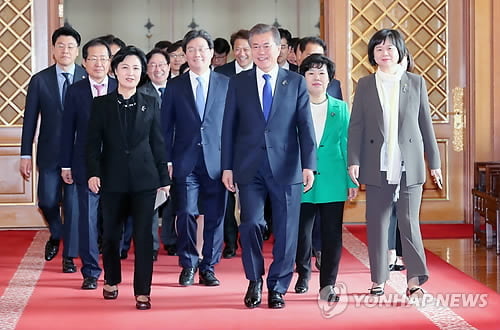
[64,0,320,52]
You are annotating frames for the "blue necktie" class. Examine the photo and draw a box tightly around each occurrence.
[61,72,71,104]
[195,76,205,120]
[158,87,165,98]
[262,74,272,121]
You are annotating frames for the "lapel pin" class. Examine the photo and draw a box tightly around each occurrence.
[331,112,335,117]
[141,105,146,112]
[282,80,288,86]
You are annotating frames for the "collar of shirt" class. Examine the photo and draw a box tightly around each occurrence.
[189,70,210,101]
[280,61,290,70]
[256,65,279,108]
[151,82,166,97]
[56,64,76,92]
[88,76,109,98]
[235,60,252,74]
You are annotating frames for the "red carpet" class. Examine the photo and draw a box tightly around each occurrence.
[0,228,498,329]
[346,224,473,239]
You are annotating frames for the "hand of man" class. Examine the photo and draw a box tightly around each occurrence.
[20,158,32,181]
[348,165,360,187]
[88,176,101,194]
[303,169,314,192]
[159,185,171,197]
[61,169,74,184]
[222,170,236,192]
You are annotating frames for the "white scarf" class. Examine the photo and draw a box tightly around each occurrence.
[375,65,405,189]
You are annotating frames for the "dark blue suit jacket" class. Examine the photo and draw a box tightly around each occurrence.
[162,71,229,180]
[327,78,343,100]
[21,64,87,169]
[221,67,317,185]
[59,78,117,184]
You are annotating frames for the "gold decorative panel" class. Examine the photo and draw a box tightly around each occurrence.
[351,0,448,123]
[0,0,32,126]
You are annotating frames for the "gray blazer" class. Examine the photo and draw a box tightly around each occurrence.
[347,72,441,187]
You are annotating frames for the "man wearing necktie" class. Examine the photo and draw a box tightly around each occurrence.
[59,38,117,290]
[20,26,87,273]
[221,24,316,309]
[162,29,229,287]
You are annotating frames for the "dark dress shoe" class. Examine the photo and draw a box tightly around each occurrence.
[244,279,263,308]
[179,267,196,286]
[153,250,158,262]
[294,275,309,294]
[389,264,406,271]
[199,270,220,286]
[103,287,118,300]
[82,277,98,290]
[135,295,151,310]
[319,285,340,302]
[44,239,59,261]
[164,244,177,256]
[268,290,285,309]
[262,224,271,241]
[62,257,77,273]
[314,250,322,271]
[222,245,236,259]
[120,250,128,259]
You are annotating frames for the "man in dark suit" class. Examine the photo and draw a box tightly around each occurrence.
[20,25,86,273]
[138,48,171,261]
[297,36,343,100]
[162,30,229,287]
[221,23,316,309]
[214,29,253,77]
[59,38,116,290]
[277,28,298,72]
[215,29,254,259]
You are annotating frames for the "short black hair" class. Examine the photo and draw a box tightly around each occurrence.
[111,45,147,79]
[182,30,214,53]
[82,38,111,59]
[249,24,280,46]
[52,24,81,46]
[167,40,183,54]
[179,62,190,74]
[299,36,327,53]
[367,29,406,66]
[291,37,300,53]
[213,37,230,55]
[278,28,292,45]
[97,34,126,49]
[146,48,170,64]
[154,40,172,50]
[299,54,335,81]
[229,29,250,49]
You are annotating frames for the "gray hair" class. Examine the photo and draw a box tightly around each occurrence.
[249,24,280,46]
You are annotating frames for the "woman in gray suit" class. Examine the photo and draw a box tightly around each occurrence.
[347,29,443,299]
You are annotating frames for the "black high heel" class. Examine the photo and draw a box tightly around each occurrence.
[406,287,424,298]
[369,285,384,296]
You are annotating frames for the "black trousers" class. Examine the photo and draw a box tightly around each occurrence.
[296,201,345,289]
[101,189,156,296]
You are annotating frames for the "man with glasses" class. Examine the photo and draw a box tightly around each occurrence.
[166,40,186,80]
[20,25,86,272]
[277,28,298,72]
[162,29,229,287]
[211,37,230,69]
[59,38,116,289]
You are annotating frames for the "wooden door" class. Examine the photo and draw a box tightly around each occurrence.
[325,0,469,223]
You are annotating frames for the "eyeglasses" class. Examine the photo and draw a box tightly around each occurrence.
[55,43,78,50]
[86,56,109,63]
[186,47,210,54]
[169,53,185,59]
[147,62,169,69]
[252,43,273,51]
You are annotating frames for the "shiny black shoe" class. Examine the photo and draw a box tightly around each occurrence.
[103,287,118,300]
[120,250,128,260]
[81,277,98,290]
[179,267,196,286]
[369,285,385,296]
[62,257,77,273]
[199,270,220,286]
[294,275,309,294]
[262,224,271,241]
[135,295,151,310]
[152,250,158,262]
[244,278,262,308]
[44,239,59,261]
[389,263,406,271]
[222,245,236,259]
[164,244,177,256]
[268,290,285,309]
[319,285,340,302]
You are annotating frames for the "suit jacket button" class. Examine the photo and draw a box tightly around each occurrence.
[370,139,374,144]
[409,138,412,143]
[317,172,320,175]
[197,143,202,146]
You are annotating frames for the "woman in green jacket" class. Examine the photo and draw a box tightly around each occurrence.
[294,54,358,302]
